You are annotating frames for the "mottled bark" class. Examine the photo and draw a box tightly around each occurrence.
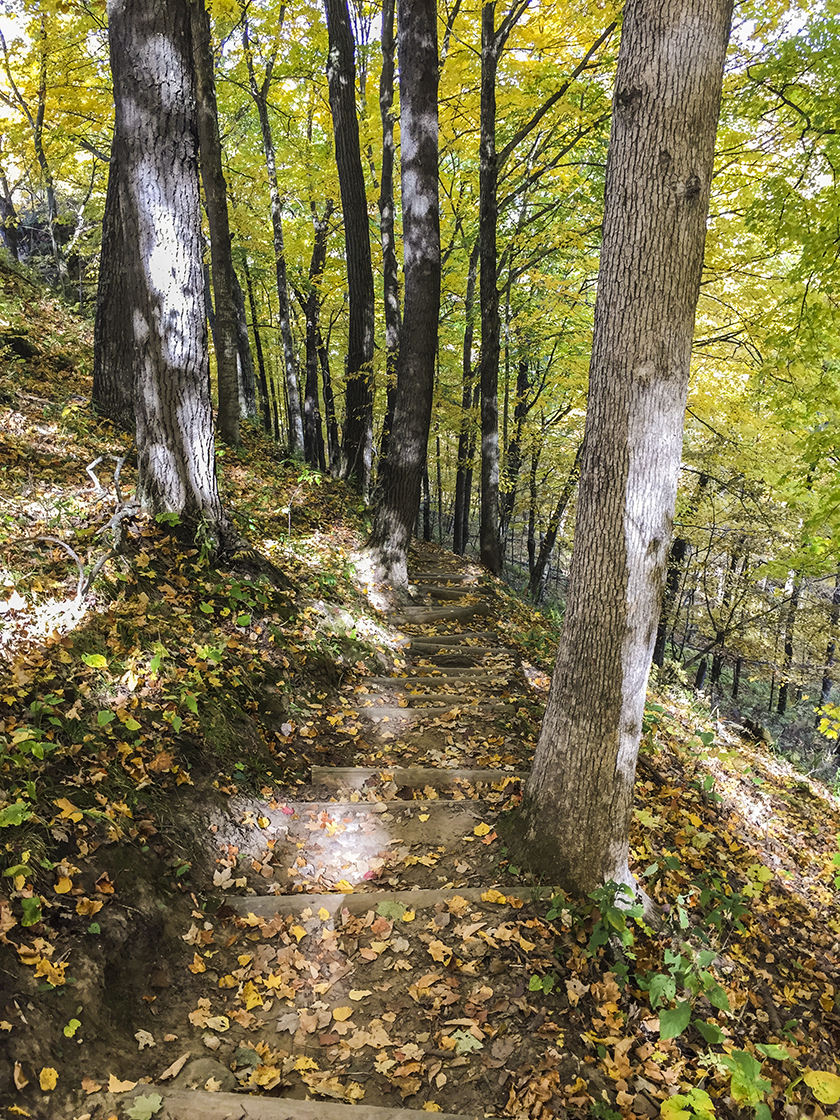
[478,2,503,575]
[324,0,376,496]
[301,201,334,470]
[376,0,401,470]
[93,153,134,429]
[367,0,439,592]
[453,239,480,555]
[515,0,732,896]
[104,0,226,533]
[232,267,256,420]
[652,471,709,667]
[367,0,441,595]
[192,0,240,446]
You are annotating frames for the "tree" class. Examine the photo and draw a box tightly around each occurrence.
[191,0,242,448]
[513,0,733,897]
[324,0,376,497]
[101,0,227,536]
[242,8,305,458]
[368,0,440,592]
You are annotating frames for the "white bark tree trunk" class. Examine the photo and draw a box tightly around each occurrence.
[515,0,733,896]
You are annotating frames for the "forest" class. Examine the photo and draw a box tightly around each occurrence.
[2,0,840,1117]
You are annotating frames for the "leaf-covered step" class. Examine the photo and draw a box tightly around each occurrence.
[127,1087,498,1120]
[311,766,527,790]
[208,796,521,896]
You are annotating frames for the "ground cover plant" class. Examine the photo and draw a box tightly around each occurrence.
[2,265,840,1120]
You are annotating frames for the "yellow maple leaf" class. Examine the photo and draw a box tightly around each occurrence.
[290,925,307,942]
[294,1056,319,1071]
[428,939,452,965]
[188,953,206,974]
[402,909,416,922]
[318,907,331,920]
[334,879,355,892]
[473,822,492,836]
[242,982,263,1010]
[34,958,66,986]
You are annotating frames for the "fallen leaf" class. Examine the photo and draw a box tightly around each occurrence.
[349,989,372,1000]
[108,1074,137,1092]
[158,1052,190,1080]
[187,953,206,974]
[332,1007,354,1021]
[473,822,492,836]
[39,1068,58,1092]
[75,897,104,917]
[135,1029,156,1050]
[14,1062,28,1090]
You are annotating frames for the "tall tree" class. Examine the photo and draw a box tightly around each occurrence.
[102,0,227,536]
[242,10,305,458]
[513,0,733,897]
[324,0,376,497]
[191,0,241,448]
[368,0,440,591]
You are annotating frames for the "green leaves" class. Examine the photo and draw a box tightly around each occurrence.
[0,802,34,827]
[659,1000,692,1041]
[81,653,108,669]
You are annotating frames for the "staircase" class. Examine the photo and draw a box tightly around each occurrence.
[140,544,561,1120]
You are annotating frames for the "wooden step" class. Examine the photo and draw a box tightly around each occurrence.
[311,766,527,789]
[127,1088,496,1120]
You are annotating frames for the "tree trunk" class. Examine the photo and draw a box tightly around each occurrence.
[191,0,240,447]
[453,239,480,555]
[301,201,334,470]
[817,569,840,723]
[92,152,135,429]
[499,356,530,543]
[243,19,305,457]
[319,330,341,474]
[652,471,709,667]
[376,0,401,471]
[478,2,503,575]
[0,157,20,260]
[367,0,440,592]
[324,0,376,497]
[514,0,732,897]
[105,0,227,536]
[527,443,582,603]
[777,573,801,716]
[231,267,256,420]
[241,256,272,435]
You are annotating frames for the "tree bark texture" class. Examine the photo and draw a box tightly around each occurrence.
[92,153,135,429]
[478,2,503,575]
[191,0,241,447]
[368,0,440,591]
[324,0,376,497]
[105,0,225,531]
[376,0,401,471]
[302,201,334,470]
[242,255,272,434]
[516,0,733,896]
[453,238,480,555]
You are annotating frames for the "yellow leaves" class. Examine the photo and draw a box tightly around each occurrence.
[804,1069,840,1105]
[318,907,331,920]
[34,957,66,986]
[294,1056,319,1072]
[107,1074,137,1092]
[39,1067,58,1091]
[205,1015,230,1032]
[349,989,372,1000]
[241,982,263,1010]
[54,876,72,894]
[334,879,355,892]
[187,953,206,974]
[332,1006,354,1021]
[481,889,507,904]
[52,797,83,822]
[473,822,492,836]
[75,897,103,916]
[290,925,307,942]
